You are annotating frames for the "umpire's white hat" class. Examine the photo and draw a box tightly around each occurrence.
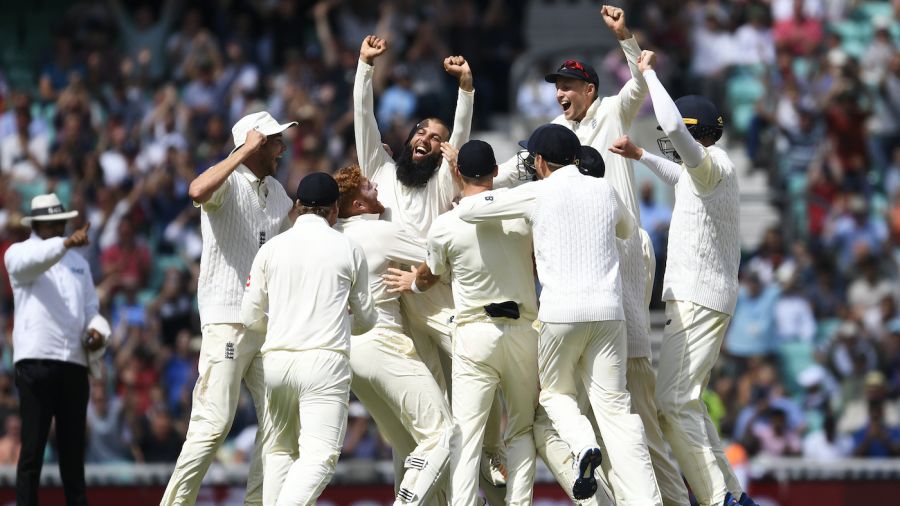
[230,111,298,155]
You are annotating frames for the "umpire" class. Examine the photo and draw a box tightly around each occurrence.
[5,193,110,506]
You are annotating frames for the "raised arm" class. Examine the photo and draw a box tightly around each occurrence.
[240,247,269,334]
[456,184,540,224]
[602,5,647,125]
[5,222,91,285]
[348,243,376,335]
[189,129,267,205]
[354,36,393,179]
[436,56,475,200]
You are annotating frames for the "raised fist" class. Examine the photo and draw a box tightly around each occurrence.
[637,50,656,73]
[360,35,387,65]
[64,221,91,249]
[608,135,643,161]
[443,56,474,92]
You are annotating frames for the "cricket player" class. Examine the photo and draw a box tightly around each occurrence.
[501,6,689,504]
[241,172,377,505]
[355,34,508,494]
[386,140,539,505]
[333,165,458,505]
[456,124,662,505]
[163,112,297,506]
[607,51,758,506]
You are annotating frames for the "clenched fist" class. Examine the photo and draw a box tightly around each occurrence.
[637,50,656,73]
[360,35,387,65]
[64,221,91,249]
[601,5,629,39]
[608,135,643,161]
[443,56,474,92]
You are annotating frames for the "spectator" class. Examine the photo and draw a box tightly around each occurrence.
[847,255,895,322]
[838,370,900,435]
[773,0,824,56]
[772,262,817,344]
[803,415,851,460]
[726,271,779,358]
[852,399,900,457]
[0,414,21,465]
[133,407,182,463]
[86,385,131,463]
[744,407,803,457]
[0,104,50,184]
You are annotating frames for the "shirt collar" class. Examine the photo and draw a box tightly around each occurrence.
[547,165,581,178]
[293,214,331,228]
[338,213,380,225]
[236,164,263,184]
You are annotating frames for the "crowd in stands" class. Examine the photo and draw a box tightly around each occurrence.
[0,0,898,482]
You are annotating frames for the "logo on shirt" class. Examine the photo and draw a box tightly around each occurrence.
[591,119,597,129]
[666,319,672,326]
[225,341,235,360]
[484,196,493,202]
[69,267,85,275]
[258,231,267,247]
[246,275,251,288]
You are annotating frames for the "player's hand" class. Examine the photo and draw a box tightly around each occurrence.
[637,50,656,73]
[601,5,629,38]
[383,266,416,294]
[84,328,105,352]
[440,142,458,170]
[608,135,643,161]
[241,128,267,155]
[64,221,91,249]
[444,56,474,92]
[360,35,387,65]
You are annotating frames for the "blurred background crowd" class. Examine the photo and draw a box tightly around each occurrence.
[0,0,898,480]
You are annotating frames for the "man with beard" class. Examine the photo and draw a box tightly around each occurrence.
[332,165,458,506]
[355,35,509,495]
[497,6,690,505]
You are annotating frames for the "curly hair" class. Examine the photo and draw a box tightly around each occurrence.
[334,164,363,215]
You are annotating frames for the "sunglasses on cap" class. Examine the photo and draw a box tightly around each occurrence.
[559,60,591,81]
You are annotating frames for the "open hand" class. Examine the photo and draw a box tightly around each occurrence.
[382,266,417,294]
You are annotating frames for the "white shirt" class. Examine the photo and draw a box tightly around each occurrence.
[197,164,294,325]
[426,196,538,325]
[5,234,100,366]
[335,214,426,333]
[0,133,49,183]
[457,166,635,323]
[241,214,376,355]
[353,60,473,239]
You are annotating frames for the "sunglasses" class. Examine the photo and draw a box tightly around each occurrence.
[559,60,591,81]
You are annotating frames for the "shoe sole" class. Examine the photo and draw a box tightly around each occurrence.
[572,448,602,500]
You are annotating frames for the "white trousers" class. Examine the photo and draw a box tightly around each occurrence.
[349,328,457,496]
[262,350,350,506]
[450,321,538,506]
[162,323,267,506]
[655,300,743,506]
[538,320,662,506]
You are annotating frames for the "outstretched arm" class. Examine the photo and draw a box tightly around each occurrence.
[353,35,393,179]
[5,223,91,285]
[602,5,647,125]
[437,56,475,201]
[456,184,540,224]
[609,135,681,186]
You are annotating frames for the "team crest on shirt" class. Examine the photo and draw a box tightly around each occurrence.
[246,275,251,287]
[591,119,597,129]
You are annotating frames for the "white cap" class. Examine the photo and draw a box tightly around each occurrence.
[21,193,78,226]
[798,364,827,388]
[230,111,298,155]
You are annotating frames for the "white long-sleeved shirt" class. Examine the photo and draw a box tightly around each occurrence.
[335,214,426,334]
[241,214,376,355]
[5,234,99,366]
[353,60,473,239]
[496,36,653,356]
[426,196,538,325]
[457,166,634,323]
[642,69,741,315]
[196,165,294,325]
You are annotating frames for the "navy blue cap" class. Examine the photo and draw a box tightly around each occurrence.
[674,95,723,130]
[522,124,580,166]
[545,59,599,88]
[296,172,340,206]
[457,140,497,178]
[577,145,605,178]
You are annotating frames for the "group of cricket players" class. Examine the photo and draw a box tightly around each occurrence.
[158,5,759,506]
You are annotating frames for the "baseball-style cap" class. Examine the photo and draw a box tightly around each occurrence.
[21,193,78,226]
[296,172,340,207]
[577,145,605,178]
[673,95,723,130]
[545,59,599,88]
[457,140,497,178]
[520,124,580,166]
[231,111,298,155]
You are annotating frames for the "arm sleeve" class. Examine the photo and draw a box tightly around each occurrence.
[195,176,231,212]
[614,37,649,128]
[4,238,68,285]
[614,189,636,240]
[424,226,448,277]
[437,88,475,203]
[456,184,540,224]
[639,150,682,186]
[643,70,706,168]
[348,243,376,335]
[353,60,393,179]
[240,248,269,334]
